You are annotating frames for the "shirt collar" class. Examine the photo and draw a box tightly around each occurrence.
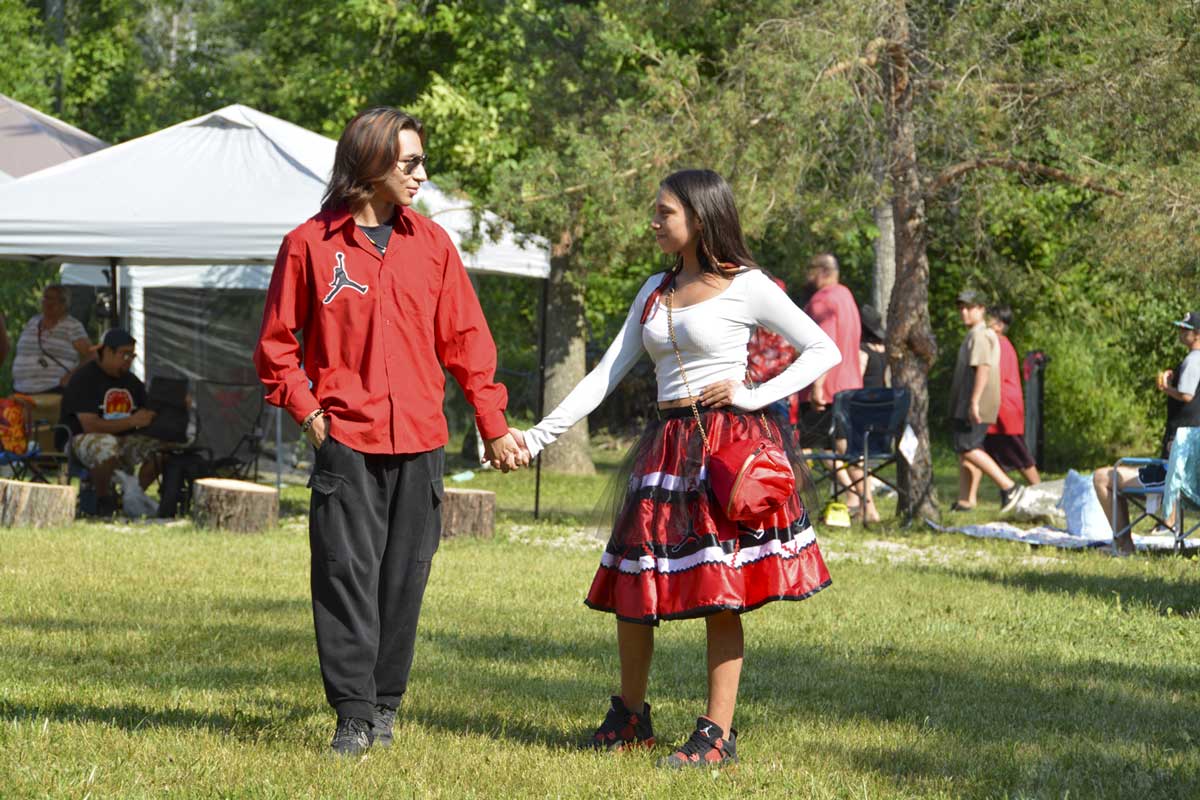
[320,204,406,235]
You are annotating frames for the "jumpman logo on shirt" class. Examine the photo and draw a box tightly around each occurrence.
[322,252,369,304]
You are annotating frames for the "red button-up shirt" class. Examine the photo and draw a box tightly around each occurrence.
[254,205,509,454]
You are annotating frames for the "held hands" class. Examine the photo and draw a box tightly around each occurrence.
[699,379,741,408]
[483,431,530,473]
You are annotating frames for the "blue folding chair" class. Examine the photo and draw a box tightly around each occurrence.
[1113,427,1200,551]
[808,387,911,522]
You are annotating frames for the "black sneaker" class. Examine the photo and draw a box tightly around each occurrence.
[1000,484,1026,514]
[329,716,373,757]
[588,695,656,751]
[373,704,397,748]
[658,716,738,769]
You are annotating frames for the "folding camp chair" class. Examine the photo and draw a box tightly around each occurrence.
[808,387,911,524]
[1113,427,1200,552]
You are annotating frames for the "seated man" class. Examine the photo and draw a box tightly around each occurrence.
[11,284,92,394]
[59,329,161,516]
[1094,311,1200,553]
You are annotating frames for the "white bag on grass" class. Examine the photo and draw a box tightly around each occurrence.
[1056,469,1112,539]
[1010,478,1066,524]
[114,470,158,518]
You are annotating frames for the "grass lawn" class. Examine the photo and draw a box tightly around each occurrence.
[2,447,1198,798]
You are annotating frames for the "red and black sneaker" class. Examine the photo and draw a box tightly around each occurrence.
[657,716,738,769]
[588,695,656,751]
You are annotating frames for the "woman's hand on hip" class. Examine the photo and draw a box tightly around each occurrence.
[699,379,741,408]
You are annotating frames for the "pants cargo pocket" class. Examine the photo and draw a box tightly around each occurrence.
[308,469,347,566]
[418,479,445,561]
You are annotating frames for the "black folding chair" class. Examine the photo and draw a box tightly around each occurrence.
[808,387,911,522]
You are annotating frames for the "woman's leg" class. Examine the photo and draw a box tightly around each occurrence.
[617,620,654,712]
[704,611,744,734]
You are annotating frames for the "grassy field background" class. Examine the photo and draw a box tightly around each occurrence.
[1,448,1198,798]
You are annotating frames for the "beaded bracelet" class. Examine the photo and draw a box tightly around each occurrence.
[300,408,325,432]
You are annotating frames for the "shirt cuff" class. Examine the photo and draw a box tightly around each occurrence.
[475,409,509,442]
[732,385,761,411]
[283,388,322,426]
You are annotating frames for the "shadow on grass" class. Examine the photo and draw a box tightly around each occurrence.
[0,699,314,741]
[922,564,1200,617]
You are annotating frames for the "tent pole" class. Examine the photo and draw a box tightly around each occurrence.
[109,257,119,326]
[275,406,283,492]
[534,277,549,520]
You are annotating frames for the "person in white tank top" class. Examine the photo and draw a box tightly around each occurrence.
[510,170,839,768]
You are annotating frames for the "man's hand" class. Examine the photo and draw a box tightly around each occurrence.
[969,402,983,426]
[305,412,329,450]
[483,431,527,473]
[130,408,156,430]
[699,379,741,408]
[1157,369,1174,393]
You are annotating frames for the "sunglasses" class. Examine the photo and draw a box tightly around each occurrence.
[398,154,428,176]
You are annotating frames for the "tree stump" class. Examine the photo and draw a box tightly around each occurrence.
[441,488,495,539]
[191,478,278,533]
[0,478,77,528]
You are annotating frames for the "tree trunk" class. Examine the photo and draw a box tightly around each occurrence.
[442,487,495,538]
[539,229,595,475]
[871,192,896,328]
[884,3,939,522]
[0,479,76,528]
[191,478,278,533]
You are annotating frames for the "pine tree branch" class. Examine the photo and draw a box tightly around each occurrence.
[927,157,1124,198]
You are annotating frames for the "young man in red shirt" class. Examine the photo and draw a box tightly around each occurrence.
[255,107,526,756]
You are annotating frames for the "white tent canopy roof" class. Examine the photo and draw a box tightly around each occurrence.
[0,104,549,279]
[0,93,107,179]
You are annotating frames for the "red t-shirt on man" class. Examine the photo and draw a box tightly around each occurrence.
[987,333,1025,435]
[254,205,509,455]
[798,283,862,402]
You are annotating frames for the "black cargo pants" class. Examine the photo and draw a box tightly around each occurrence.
[307,435,444,722]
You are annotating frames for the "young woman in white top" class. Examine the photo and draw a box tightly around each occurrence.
[513,170,840,767]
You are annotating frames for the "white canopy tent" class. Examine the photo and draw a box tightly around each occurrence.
[0,103,550,278]
[0,104,552,495]
[0,93,107,181]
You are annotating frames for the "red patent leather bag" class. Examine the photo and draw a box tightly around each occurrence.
[707,435,796,522]
[657,274,796,523]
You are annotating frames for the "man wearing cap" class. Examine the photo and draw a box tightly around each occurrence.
[1093,311,1200,553]
[949,289,1026,513]
[59,328,160,517]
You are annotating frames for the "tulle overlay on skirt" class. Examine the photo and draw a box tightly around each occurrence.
[585,407,831,624]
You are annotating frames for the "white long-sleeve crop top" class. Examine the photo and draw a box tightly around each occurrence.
[521,268,841,459]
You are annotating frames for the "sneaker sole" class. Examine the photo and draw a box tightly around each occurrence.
[590,736,656,752]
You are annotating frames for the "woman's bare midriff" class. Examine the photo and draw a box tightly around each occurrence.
[657,396,702,410]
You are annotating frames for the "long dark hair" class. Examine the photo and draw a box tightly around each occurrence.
[321,107,425,212]
[659,169,759,274]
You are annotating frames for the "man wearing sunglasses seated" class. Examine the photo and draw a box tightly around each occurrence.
[60,328,162,517]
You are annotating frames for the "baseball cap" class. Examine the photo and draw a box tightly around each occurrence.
[94,328,136,351]
[1172,312,1200,330]
[956,289,985,306]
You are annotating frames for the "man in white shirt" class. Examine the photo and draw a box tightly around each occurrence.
[1093,311,1200,553]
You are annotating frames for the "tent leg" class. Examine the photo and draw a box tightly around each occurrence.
[534,277,549,520]
[109,257,120,326]
[275,406,283,492]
